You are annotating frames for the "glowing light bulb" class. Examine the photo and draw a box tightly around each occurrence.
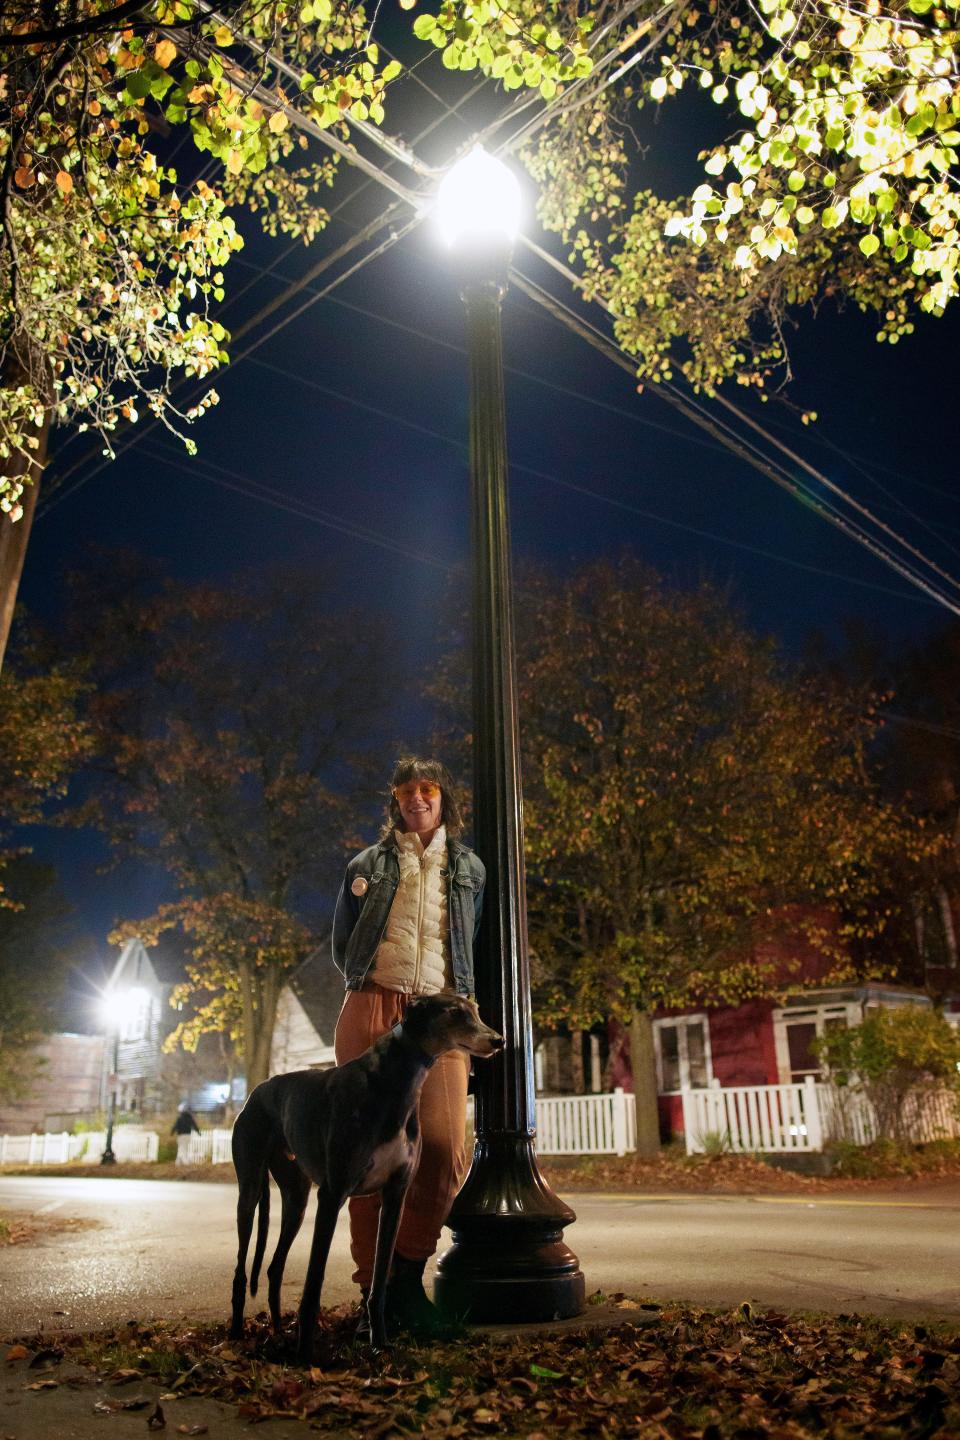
[435,145,522,249]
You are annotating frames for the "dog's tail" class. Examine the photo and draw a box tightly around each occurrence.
[249,1169,270,1297]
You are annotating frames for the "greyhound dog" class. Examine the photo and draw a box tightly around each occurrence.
[229,993,502,1358]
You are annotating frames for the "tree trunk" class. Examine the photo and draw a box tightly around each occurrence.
[218,1031,238,1120]
[244,969,281,1093]
[629,1008,661,1157]
[0,348,50,669]
[246,1031,272,1093]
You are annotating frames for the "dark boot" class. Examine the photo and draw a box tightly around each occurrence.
[354,1288,371,1341]
[384,1254,462,1340]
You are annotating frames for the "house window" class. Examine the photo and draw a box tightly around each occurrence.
[654,1016,712,1092]
[773,1003,857,1083]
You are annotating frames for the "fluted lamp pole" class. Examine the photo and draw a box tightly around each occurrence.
[432,147,585,1323]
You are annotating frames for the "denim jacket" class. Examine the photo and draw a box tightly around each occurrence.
[331,834,486,997]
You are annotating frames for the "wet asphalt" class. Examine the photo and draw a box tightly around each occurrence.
[2,1175,959,1339]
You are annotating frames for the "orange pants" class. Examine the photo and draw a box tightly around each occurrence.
[333,984,471,1288]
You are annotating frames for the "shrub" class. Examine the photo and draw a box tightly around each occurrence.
[814,1008,960,1145]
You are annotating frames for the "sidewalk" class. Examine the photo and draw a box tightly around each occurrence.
[3,1349,297,1440]
[3,1304,657,1440]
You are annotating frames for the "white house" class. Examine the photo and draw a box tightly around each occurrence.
[269,952,340,1074]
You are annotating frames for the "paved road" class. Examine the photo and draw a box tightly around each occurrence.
[1,1176,959,1336]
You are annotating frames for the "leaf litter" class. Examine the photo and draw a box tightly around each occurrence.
[41,1297,960,1438]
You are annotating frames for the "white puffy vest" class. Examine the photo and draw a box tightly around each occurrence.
[370,826,452,995]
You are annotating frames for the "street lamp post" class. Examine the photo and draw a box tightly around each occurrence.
[101,1021,120,1166]
[432,148,585,1323]
[99,985,145,1165]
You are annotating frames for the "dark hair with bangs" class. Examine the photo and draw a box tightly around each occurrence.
[381,756,464,840]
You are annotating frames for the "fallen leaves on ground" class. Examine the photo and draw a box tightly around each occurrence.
[43,1298,960,1438]
[0,1211,101,1245]
[541,1147,960,1193]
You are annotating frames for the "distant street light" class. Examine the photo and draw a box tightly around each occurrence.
[99,986,147,1165]
[432,146,585,1323]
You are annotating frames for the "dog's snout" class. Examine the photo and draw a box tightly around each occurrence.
[476,1025,504,1055]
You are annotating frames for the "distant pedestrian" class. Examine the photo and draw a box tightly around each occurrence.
[171,1106,200,1164]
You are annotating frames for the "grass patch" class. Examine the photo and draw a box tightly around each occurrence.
[43,1298,960,1438]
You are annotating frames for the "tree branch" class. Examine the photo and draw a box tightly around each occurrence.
[0,0,150,46]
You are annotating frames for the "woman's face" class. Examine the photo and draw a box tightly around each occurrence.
[394,778,443,835]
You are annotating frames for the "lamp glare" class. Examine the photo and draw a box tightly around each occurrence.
[436,146,522,248]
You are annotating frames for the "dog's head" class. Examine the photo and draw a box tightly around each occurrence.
[403,994,503,1060]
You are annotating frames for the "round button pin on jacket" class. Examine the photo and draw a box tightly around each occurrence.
[350,876,369,897]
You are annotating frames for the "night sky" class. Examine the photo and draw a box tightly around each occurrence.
[13,28,960,1009]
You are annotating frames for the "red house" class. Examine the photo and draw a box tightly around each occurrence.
[637,981,935,1142]
[557,902,959,1142]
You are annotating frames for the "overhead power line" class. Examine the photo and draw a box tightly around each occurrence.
[195,353,936,606]
[38,47,497,512]
[511,245,960,619]
[38,210,411,518]
[35,11,960,624]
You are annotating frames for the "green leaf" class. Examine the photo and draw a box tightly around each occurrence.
[787,170,804,192]
[381,59,402,83]
[412,14,435,39]
[859,233,880,257]
[530,1364,566,1379]
[821,206,841,229]
[125,70,152,99]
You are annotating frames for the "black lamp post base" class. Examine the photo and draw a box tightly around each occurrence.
[435,1249,585,1324]
[433,1134,585,1324]
[100,1151,116,1165]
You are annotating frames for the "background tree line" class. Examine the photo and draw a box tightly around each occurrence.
[1,549,958,1135]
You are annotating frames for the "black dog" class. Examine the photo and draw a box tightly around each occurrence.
[229,993,502,1358]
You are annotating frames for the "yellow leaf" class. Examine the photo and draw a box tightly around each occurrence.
[226,148,243,175]
[214,23,234,45]
[55,170,73,195]
[154,38,176,67]
[268,109,288,133]
[399,0,416,8]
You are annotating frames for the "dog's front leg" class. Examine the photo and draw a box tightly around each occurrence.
[296,1186,342,1365]
[368,1169,411,1351]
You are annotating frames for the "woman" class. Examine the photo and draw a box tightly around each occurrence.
[331,756,486,1336]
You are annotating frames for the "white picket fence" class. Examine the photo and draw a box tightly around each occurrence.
[7,1083,955,1167]
[0,1127,159,1165]
[535,1088,636,1157]
[681,1079,960,1156]
[176,1129,233,1164]
[816,1084,960,1148]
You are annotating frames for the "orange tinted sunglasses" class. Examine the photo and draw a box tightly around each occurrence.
[393,781,441,801]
